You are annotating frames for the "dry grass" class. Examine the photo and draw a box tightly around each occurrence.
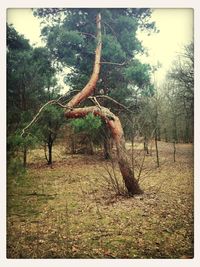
[7,141,193,258]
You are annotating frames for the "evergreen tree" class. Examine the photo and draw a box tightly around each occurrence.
[37,104,64,165]
[34,8,156,163]
[34,8,155,109]
[7,24,57,167]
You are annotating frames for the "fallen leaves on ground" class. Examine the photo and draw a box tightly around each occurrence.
[7,142,193,259]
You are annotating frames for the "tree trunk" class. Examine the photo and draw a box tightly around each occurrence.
[66,13,102,110]
[23,145,27,168]
[65,107,143,195]
[173,140,176,163]
[173,116,178,143]
[103,137,111,159]
[107,115,143,195]
[115,139,143,195]
[164,128,168,142]
[47,142,52,165]
[45,133,53,165]
[131,134,135,177]
[157,126,161,141]
[70,135,76,154]
[144,136,149,155]
[64,13,143,195]
[44,143,48,162]
[184,119,190,143]
[155,129,160,167]
[88,139,94,155]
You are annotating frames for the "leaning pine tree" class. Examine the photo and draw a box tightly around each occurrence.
[63,13,142,195]
[32,9,157,195]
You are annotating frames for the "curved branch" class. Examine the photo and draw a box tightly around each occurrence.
[77,31,96,39]
[65,106,123,145]
[20,90,80,136]
[21,100,56,136]
[100,61,126,66]
[90,95,130,112]
[65,106,114,121]
[66,13,102,109]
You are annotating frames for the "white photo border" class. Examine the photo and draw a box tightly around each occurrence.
[1,1,200,267]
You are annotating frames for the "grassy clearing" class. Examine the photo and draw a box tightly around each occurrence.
[7,141,193,258]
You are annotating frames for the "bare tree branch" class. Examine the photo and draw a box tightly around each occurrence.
[100,61,126,66]
[77,31,96,39]
[91,95,131,112]
[102,21,117,38]
[21,90,80,136]
[21,100,56,136]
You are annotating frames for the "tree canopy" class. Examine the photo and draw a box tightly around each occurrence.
[7,24,62,166]
[34,8,156,108]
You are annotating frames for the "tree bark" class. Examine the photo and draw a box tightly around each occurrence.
[103,137,111,159]
[66,13,102,110]
[144,136,149,155]
[23,145,27,168]
[88,138,94,155]
[173,140,176,163]
[44,133,53,165]
[47,142,52,165]
[70,135,76,154]
[155,129,160,168]
[164,128,168,142]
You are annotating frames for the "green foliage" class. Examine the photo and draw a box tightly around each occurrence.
[7,45,56,133]
[45,26,85,65]
[7,133,38,176]
[70,113,102,140]
[7,157,26,178]
[7,23,30,51]
[35,8,155,101]
[7,24,59,164]
[102,34,126,63]
[70,113,104,151]
[37,105,64,143]
[124,60,152,89]
[7,133,39,175]
[36,104,64,164]
[109,15,140,55]
[7,133,37,154]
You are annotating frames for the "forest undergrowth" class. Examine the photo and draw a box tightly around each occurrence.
[7,141,193,259]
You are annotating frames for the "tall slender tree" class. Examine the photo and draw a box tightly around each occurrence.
[160,42,194,143]
[167,42,194,143]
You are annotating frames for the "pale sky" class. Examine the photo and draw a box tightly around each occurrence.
[137,8,193,84]
[7,8,194,86]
